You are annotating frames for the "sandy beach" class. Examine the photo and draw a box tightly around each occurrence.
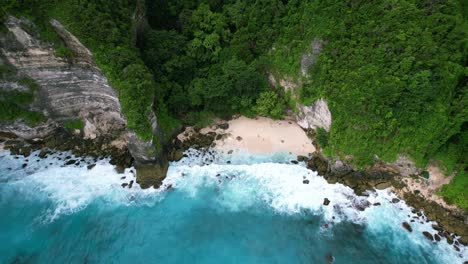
[200,116,316,156]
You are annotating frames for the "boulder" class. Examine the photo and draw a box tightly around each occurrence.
[422,231,434,241]
[402,222,412,232]
[323,198,330,206]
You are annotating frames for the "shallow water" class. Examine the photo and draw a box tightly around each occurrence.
[0,149,466,264]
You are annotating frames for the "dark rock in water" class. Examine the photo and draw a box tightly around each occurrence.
[135,163,168,189]
[303,179,310,184]
[422,231,434,241]
[434,234,441,242]
[128,180,134,189]
[307,153,329,175]
[38,149,49,158]
[402,222,412,232]
[410,220,415,222]
[297,155,308,162]
[453,245,460,252]
[236,136,243,141]
[218,123,229,130]
[87,164,96,170]
[165,184,173,191]
[291,160,299,164]
[65,159,76,165]
[431,224,442,231]
[65,156,71,159]
[121,183,128,188]
[391,198,400,203]
[354,200,371,211]
[22,163,27,168]
[227,150,233,154]
[227,161,231,164]
[414,189,420,194]
[323,198,330,206]
[325,253,335,263]
[373,202,381,206]
[120,176,126,180]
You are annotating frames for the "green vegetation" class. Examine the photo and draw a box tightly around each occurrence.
[438,171,468,210]
[2,1,466,206]
[0,89,46,126]
[63,119,83,130]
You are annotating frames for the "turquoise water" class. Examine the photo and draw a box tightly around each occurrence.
[0,149,466,264]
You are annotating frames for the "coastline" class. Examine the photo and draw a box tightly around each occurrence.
[176,115,467,246]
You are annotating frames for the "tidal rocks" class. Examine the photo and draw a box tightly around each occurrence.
[323,198,330,206]
[422,231,434,241]
[236,136,243,141]
[65,159,76,165]
[217,123,229,130]
[121,183,128,188]
[391,198,400,203]
[87,164,96,170]
[135,163,169,189]
[402,222,412,232]
[307,152,329,175]
[303,179,310,184]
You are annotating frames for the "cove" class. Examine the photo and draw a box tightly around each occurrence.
[0,149,465,264]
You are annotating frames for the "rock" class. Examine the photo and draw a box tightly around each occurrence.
[307,153,329,175]
[236,136,243,141]
[297,155,308,162]
[434,234,441,242]
[431,224,442,231]
[22,163,27,168]
[375,181,392,190]
[291,160,298,164]
[373,202,381,206]
[422,231,433,241]
[87,164,96,170]
[38,149,49,158]
[120,176,126,180]
[215,134,223,140]
[128,180,134,189]
[303,179,310,184]
[295,99,332,131]
[65,159,76,165]
[391,198,400,203]
[218,123,229,130]
[135,163,168,189]
[121,183,128,188]
[227,150,233,154]
[323,198,330,206]
[169,149,184,162]
[402,222,412,232]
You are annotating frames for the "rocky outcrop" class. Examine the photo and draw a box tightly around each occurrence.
[296,99,332,132]
[1,16,125,139]
[1,16,167,188]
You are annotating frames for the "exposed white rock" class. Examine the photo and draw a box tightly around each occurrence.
[295,99,332,132]
[1,16,126,139]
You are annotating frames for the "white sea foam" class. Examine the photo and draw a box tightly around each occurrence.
[0,150,161,222]
[0,149,466,262]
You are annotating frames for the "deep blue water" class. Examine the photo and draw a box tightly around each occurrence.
[0,149,466,264]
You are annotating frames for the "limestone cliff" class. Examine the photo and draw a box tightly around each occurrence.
[0,16,166,187]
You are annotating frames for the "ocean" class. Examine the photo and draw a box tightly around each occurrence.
[0,149,465,264]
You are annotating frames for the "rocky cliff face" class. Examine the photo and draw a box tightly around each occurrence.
[0,16,166,187]
[295,99,332,132]
[0,16,125,139]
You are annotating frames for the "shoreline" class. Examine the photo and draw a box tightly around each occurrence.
[176,115,467,245]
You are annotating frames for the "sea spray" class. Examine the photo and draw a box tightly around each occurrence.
[0,149,466,263]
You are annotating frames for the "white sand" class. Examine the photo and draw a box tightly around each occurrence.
[212,116,315,155]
